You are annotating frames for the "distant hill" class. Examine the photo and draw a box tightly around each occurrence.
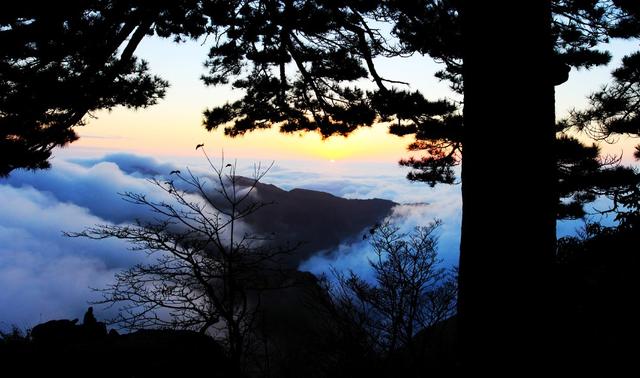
[235,178,397,267]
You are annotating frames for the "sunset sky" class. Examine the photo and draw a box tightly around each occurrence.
[62,35,640,165]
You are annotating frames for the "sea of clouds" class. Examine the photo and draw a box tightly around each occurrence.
[0,153,458,327]
[2,152,603,329]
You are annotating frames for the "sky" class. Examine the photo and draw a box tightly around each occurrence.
[1,33,638,329]
[63,35,640,163]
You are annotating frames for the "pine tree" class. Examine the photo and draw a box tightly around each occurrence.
[0,0,207,176]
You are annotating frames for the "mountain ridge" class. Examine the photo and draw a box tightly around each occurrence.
[239,178,397,267]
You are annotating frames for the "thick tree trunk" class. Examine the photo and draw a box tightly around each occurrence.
[458,1,557,371]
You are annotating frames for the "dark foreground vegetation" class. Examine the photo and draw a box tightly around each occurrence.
[552,222,640,369]
[2,218,638,377]
[0,311,232,377]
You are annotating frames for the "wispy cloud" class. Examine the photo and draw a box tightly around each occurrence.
[76,134,126,140]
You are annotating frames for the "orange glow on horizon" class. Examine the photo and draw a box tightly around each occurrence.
[70,106,640,166]
[72,106,415,162]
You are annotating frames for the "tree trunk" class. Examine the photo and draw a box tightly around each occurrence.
[458,1,556,371]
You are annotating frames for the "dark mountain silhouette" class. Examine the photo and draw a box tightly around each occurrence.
[1,308,232,377]
[237,178,397,267]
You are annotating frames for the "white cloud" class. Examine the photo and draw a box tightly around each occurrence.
[6,159,157,224]
[1,151,621,329]
[0,153,463,328]
[71,153,177,177]
[0,185,140,328]
[299,200,462,281]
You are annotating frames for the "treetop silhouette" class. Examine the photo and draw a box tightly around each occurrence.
[3,0,638,183]
[0,0,207,176]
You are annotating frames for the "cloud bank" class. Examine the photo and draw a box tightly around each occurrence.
[0,153,461,328]
[299,200,462,281]
[0,184,141,328]
[0,154,189,328]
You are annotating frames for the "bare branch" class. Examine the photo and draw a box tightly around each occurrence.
[66,152,295,370]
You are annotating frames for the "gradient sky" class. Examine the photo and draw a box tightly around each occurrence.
[67,35,425,162]
[62,35,640,165]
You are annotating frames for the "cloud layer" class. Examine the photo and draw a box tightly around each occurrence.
[3,152,613,330]
[0,154,188,328]
[0,184,141,328]
[0,153,461,328]
[299,200,462,281]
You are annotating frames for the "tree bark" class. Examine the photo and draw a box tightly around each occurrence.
[459,1,556,371]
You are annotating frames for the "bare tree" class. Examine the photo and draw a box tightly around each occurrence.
[322,220,457,357]
[67,152,294,370]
